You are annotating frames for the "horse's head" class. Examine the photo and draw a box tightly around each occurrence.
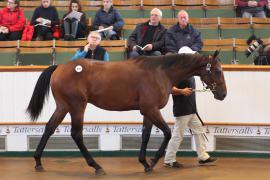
[199,50,227,101]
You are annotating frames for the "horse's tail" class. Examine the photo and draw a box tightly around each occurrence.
[26,65,58,121]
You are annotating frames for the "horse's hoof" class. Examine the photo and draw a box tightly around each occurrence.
[144,166,153,173]
[35,165,44,171]
[95,168,106,176]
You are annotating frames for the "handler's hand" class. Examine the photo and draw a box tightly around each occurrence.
[172,87,193,96]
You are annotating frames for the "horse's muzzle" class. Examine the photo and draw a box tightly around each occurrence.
[214,92,227,101]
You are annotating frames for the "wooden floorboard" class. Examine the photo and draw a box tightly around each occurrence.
[0,157,269,180]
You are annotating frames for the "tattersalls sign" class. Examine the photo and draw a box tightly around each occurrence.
[210,126,270,136]
[1,125,270,136]
[0,124,270,152]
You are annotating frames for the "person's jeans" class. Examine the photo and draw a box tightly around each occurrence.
[63,18,79,38]
[242,10,266,18]
[164,114,209,164]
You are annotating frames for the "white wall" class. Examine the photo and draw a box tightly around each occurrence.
[0,71,269,124]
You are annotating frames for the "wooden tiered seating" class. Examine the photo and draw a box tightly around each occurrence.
[251,18,270,38]
[204,0,236,17]
[218,17,251,39]
[0,41,19,65]
[202,38,235,64]
[142,0,174,18]
[18,40,55,65]
[174,0,205,18]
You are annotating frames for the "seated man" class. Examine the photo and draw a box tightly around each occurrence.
[236,0,267,18]
[165,10,202,54]
[128,8,166,58]
[71,31,109,61]
[92,0,124,40]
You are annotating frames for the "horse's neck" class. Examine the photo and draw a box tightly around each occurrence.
[166,57,206,86]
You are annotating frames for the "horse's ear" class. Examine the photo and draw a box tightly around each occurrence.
[213,49,220,59]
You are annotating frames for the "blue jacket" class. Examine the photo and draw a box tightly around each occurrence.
[71,46,109,61]
[93,6,124,31]
[165,23,203,53]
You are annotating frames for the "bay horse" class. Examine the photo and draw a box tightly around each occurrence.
[26,51,227,175]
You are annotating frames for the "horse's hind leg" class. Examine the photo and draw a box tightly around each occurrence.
[69,105,105,175]
[139,117,153,172]
[34,107,67,170]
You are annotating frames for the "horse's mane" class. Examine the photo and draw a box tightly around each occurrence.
[133,54,206,70]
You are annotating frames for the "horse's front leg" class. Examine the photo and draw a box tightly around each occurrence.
[139,117,153,172]
[145,109,171,170]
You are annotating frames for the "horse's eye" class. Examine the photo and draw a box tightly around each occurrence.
[215,70,222,76]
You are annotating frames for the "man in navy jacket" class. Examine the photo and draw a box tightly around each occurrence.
[165,10,203,54]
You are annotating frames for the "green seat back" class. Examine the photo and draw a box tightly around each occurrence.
[236,51,254,64]
[202,50,234,64]
[119,10,144,18]
[0,50,17,65]
[198,28,219,39]
[253,28,270,38]
[109,51,126,62]
[221,28,252,39]
[19,54,52,65]
[206,9,236,18]
[175,9,205,18]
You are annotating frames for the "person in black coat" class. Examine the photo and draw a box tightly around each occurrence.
[165,10,203,54]
[128,8,166,58]
[31,0,59,40]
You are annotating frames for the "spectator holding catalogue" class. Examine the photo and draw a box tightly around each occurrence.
[31,0,59,40]
[128,8,166,58]
[62,0,87,40]
[92,0,124,40]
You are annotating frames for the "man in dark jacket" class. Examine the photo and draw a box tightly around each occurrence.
[128,8,166,58]
[165,10,202,54]
[92,0,124,40]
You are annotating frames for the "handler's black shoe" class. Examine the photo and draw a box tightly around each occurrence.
[199,157,217,165]
[164,161,183,168]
